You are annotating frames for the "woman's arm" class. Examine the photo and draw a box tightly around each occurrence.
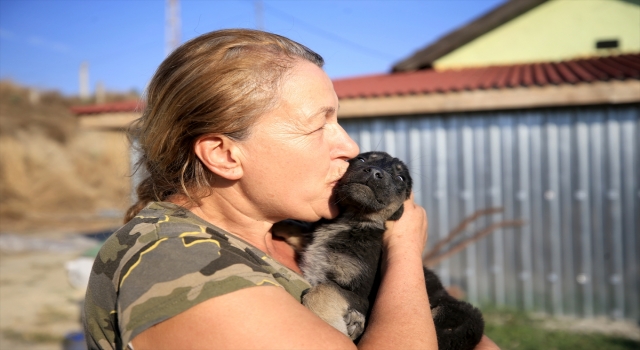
[131,285,356,349]
[357,193,438,349]
[132,195,437,349]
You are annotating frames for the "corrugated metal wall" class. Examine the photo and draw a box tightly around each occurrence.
[339,104,639,321]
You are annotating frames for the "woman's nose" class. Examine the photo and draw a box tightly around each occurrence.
[332,124,360,160]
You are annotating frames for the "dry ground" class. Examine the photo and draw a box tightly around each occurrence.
[0,230,111,350]
[1,251,84,349]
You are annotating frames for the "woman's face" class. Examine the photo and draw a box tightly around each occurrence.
[237,59,360,222]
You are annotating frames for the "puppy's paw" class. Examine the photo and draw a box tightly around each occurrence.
[344,308,365,340]
[272,220,313,252]
[301,283,369,340]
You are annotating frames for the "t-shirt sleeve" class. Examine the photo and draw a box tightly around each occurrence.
[116,229,282,346]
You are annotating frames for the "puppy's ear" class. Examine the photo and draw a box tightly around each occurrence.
[388,204,404,221]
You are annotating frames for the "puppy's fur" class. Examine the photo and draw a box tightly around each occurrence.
[275,152,484,350]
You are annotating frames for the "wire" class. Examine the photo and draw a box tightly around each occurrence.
[263,3,396,61]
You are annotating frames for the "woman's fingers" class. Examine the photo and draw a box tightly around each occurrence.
[384,192,428,255]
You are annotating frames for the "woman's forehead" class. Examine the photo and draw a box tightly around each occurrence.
[283,62,337,104]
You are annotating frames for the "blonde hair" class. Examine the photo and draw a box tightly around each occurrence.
[125,29,324,222]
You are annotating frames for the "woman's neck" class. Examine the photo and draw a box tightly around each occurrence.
[167,192,302,274]
[263,233,303,274]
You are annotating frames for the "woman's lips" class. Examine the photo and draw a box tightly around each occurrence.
[335,162,350,180]
[328,160,350,187]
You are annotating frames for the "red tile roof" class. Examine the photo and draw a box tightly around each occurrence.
[334,54,640,99]
[71,100,144,115]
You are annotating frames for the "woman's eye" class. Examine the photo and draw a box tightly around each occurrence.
[312,125,326,134]
[396,175,404,181]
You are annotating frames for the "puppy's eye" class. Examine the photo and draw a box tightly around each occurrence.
[357,157,366,162]
[396,175,405,182]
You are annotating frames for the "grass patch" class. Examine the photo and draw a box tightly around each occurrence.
[482,308,640,350]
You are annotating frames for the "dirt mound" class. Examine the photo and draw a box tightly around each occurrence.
[0,81,135,232]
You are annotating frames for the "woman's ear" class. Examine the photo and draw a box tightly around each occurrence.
[194,134,243,181]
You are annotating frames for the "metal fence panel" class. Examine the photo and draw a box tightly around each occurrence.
[339,104,640,321]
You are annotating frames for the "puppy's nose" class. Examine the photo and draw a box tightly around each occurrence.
[364,167,383,179]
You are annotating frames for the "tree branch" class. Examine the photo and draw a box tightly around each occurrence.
[423,207,504,261]
[424,219,525,268]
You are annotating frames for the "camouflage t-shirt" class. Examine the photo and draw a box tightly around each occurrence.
[83,202,311,350]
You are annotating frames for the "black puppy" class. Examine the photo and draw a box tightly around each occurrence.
[276,152,484,350]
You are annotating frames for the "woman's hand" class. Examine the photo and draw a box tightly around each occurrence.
[383,192,428,257]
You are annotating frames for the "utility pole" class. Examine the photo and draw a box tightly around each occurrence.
[95,81,106,104]
[255,0,264,31]
[166,0,181,56]
[79,61,89,100]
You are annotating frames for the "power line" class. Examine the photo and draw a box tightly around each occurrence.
[263,3,396,61]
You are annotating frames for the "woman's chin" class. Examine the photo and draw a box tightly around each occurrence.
[323,202,340,220]
[303,195,340,221]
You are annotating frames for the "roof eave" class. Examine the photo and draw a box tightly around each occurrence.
[392,0,548,72]
[337,79,640,118]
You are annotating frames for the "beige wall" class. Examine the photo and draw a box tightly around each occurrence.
[76,112,140,210]
[72,129,132,209]
[78,112,140,130]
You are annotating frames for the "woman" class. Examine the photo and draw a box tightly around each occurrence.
[84,29,496,350]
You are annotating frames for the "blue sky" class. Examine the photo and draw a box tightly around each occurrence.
[0,0,505,96]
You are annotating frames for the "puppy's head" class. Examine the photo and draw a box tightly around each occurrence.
[334,152,412,223]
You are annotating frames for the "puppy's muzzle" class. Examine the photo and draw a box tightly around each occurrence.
[363,166,384,180]
[351,166,389,186]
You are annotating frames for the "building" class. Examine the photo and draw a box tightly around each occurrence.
[334,0,639,321]
[70,101,143,204]
[393,0,640,71]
